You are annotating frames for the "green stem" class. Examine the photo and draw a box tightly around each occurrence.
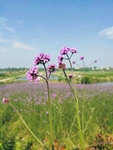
[66,54,78,97]
[76,101,84,149]
[63,69,76,100]
[9,103,49,149]
[43,64,53,150]
[66,54,84,149]
[37,74,47,81]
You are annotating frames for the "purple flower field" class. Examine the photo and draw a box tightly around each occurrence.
[0,82,113,100]
[1,82,113,149]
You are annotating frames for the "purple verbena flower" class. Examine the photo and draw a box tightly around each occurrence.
[52,94,57,98]
[47,64,56,73]
[94,60,97,63]
[34,53,50,65]
[2,98,9,104]
[68,74,73,79]
[58,55,63,63]
[58,62,66,70]
[70,48,77,54]
[44,54,51,63]
[80,56,84,60]
[60,47,70,55]
[72,61,75,64]
[26,67,39,81]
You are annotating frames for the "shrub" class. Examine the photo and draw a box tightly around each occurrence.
[81,76,92,84]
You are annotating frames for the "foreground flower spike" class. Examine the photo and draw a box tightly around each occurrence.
[34,53,50,65]
[58,62,66,70]
[80,56,84,60]
[60,47,70,55]
[47,64,56,73]
[26,67,39,81]
[2,98,9,104]
[94,60,97,63]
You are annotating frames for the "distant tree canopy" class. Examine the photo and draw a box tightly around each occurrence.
[0,67,113,72]
[0,67,27,72]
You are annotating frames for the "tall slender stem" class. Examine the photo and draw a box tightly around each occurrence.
[66,54,77,96]
[43,64,54,150]
[9,103,49,149]
[63,69,76,100]
[66,54,84,149]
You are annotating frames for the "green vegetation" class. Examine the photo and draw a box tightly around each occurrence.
[0,82,113,149]
[0,67,113,149]
[56,70,113,84]
[0,68,113,84]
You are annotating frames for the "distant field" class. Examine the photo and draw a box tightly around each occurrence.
[0,71,26,83]
[0,70,113,84]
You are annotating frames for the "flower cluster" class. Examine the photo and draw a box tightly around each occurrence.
[47,64,56,73]
[68,74,73,79]
[58,62,66,70]
[2,98,9,104]
[58,55,63,63]
[70,48,77,54]
[80,56,84,60]
[58,46,77,65]
[34,53,50,65]
[60,47,70,55]
[26,53,56,81]
[26,67,39,81]
[60,47,77,55]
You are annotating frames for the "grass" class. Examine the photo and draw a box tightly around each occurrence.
[0,82,113,149]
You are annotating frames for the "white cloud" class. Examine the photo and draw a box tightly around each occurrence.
[99,26,113,39]
[0,38,7,43]
[0,16,7,23]
[5,27,15,33]
[0,37,34,51]
[0,16,15,33]
[0,17,36,52]
[12,41,33,51]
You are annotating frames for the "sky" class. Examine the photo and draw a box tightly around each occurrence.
[0,0,113,68]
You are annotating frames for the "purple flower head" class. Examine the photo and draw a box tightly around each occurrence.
[34,53,50,65]
[58,62,66,70]
[2,98,9,104]
[52,93,57,98]
[44,54,51,63]
[60,47,70,55]
[68,74,73,79]
[94,60,97,63]
[72,61,75,64]
[47,64,56,73]
[26,67,39,81]
[58,55,63,63]
[70,48,77,54]
[80,56,84,60]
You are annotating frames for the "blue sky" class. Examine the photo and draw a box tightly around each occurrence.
[0,0,113,68]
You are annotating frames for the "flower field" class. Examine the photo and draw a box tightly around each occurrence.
[0,82,113,149]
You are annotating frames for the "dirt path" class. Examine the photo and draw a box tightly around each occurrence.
[0,77,14,82]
